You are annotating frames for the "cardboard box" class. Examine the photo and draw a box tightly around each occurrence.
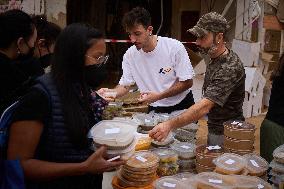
[232,39,261,67]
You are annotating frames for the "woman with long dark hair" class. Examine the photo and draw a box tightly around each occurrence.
[260,53,284,162]
[7,23,123,189]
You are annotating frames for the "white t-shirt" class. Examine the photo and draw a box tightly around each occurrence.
[119,36,195,107]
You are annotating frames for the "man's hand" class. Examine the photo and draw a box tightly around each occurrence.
[138,91,161,104]
[149,121,172,141]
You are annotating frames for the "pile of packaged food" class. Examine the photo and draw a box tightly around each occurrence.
[152,148,179,176]
[116,151,160,188]
[195,145,226,173]
[269,144,284,188]
[89,120,137,160]
[170,142,196,172]
[223,121,255,155]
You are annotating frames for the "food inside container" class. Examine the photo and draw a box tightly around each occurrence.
[174,129,196,143]
[180,123,199,133]
[223,121,255,140]
[135,136,152,151]
[156,163,179,176]
[152,148,178,163]
[90,120,136,149]
[196,162,215,173]
[233,175,272,189]
[213,153,246,175]
[270,160,284,174]
[125,151,160,170]
[243,154,269,176]
[107,138,137,160]
[154,176,188,189]
[195,172,234,189]
[177,159,196,172]
[196,145,225,167]
[224,136,254,151]
[170,142,196,160]
[174,172,195,181]
[151,132,174,148]
[273,144,284,164]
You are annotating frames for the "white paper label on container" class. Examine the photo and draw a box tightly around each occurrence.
[136,156,147,162]
[158,153,166,156]
[231,121,239,124]
[207,145,221,150]
[162,115,169,118]
[145,119,151,123]
[181,145,190,149]
[105,128,120,134]
[209,179,223,184]
[238,123,243,126]
[257,184,264,189]
[250,160,260,167]
[225,159,235,165]
[163,182,176,188]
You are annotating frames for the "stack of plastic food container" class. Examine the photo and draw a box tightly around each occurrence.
[116,151,160,188]
[196,145,226,173]
[89,120,137,160]
[170,142,196,172]
[152,148,179,176]
[153,176,190,189]
[269,144,284,188]
[223,121,256,155]
[243,154,269,178]
[174,129,196,143]
[213,153,246,175]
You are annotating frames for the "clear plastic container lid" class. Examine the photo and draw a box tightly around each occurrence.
[107,138,137,154]
[233,175,272,189]
[196,144,225,156]
[132,113,159,126]
[154,176,188,189]
[195,172,234,189]
[270,160,284,173]
[174,172,195,181]
[273,144,284,163]
[180,123,199,133]
[89,120,136,147]
[152,148,178,163]
[170,142,196,159]
[125,151,159,169]
[213,153,246,173]
[224,120,255,130]
[174,129,196,142]
[243,154,269,174]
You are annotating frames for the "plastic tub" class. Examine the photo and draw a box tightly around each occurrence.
[170,142,196,160]
[273,144,284,164]
[154,176,188,189]
[157,163,179,176]
[196,162,215,173]
[117,169,155,187]
[213,153,246,175]
[180,123,199,133]
[270,160,284,174]
[107,138,137,160]
[195,172,234,189]
[89,120,136,148]
[224,136,254,151]
[174,172,195,181]
[174,129,196,143]
[152,148,178,163]
[196,145,225,167]
[124,151,159,171]
[223,121,255,140]
[233,175,272,189]
[243,154,269,176]
[151,132,174,148]
[224,146,254,156]
[177,159,196,172]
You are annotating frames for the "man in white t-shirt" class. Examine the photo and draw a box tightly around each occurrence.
[99,7,195,113]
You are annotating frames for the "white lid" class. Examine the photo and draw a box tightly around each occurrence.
[154,176,188,189]
[170,142,196,159]
[195,172,233,189]
[89,120,136,147]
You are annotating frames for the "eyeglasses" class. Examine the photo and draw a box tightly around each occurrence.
[85,54,109,67]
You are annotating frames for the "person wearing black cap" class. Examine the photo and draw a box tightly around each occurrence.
[150,12,245,146]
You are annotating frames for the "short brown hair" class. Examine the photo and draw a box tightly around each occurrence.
[122,7,151,30]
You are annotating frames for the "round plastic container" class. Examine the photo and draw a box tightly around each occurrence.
[180,123,199,133]
[174,129,196,143]
[177,159,196,172]
[154,176,188,189]
[243,154,269,176]
[196,145,225,167]
[195,172,234,189]
[90,120,136,148]
[223,121,255,140]
[152,148,178,163]
[213,153,246,175]
[107,138,137,160]
[125,151,160,171]
[233,175,272,189]
[174,172,195,181]
[224,146,254,156]
[170,142,196,160]
[117,169,155,187]
[273,144,284,164]
[196,162,215,173]
[270,160,284,174]
[224,136,254,151]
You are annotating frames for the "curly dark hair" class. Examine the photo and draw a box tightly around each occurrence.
[122,7,151,30]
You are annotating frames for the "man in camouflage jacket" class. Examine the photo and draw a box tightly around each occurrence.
[150,12,245,145]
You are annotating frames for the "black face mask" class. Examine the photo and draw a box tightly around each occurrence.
[39,53,53,69]
[17,45,35,62]
[84,64,108,89]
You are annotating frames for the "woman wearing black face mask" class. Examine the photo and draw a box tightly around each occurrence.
[0,9,37,115]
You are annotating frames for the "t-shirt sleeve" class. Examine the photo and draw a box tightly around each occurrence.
[118,52,136,86]
[173,44,195,81]
[12,87,49,122]
[203,67,241,107]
